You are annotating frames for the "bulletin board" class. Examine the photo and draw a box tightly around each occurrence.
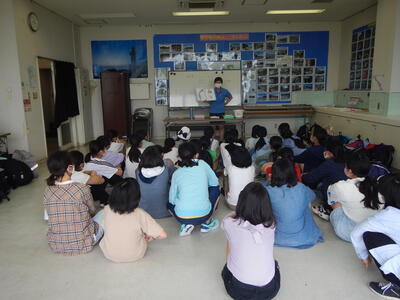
[153,31,329,106]
[349,25,375,90]
[168,70,241,108]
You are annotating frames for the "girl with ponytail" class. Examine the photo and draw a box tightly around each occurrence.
[326,150,382,242]
[44,151,103,255]
[168,143,220,236]
[123,134,143,178]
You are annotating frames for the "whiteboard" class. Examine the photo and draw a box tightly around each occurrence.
[168,70,242,108]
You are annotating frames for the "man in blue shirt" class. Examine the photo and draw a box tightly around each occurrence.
[208,77,232,140]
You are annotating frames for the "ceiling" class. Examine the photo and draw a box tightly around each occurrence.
[33,0,377,26]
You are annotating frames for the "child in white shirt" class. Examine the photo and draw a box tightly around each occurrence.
[163,138,179,165]
[106,129,125,153]
[245,125,261,155]
[123,135,143,179]
[328,151,382,242]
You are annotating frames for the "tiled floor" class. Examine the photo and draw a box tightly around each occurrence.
[0,162,382,300]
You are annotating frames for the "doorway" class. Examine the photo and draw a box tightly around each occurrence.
[38,57,75,156]
[38,58,58,155]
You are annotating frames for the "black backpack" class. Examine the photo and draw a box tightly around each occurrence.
[0,156,34,189]
[367,144,395,169]
[0,168,10,201]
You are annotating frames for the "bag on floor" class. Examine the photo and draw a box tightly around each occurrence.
[0,157,34,189]
[12,150,39,178]
[0,168,10,201]
[367,144,395,169]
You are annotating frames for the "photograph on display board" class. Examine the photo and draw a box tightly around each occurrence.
[257,69,268,76]
[292,76,302,83]
[258,85,268,93]
[157,89,168,97]
[264,60,275,67]
[269,77,279,85]
[206,43,218,52]
[156,97,167,105]
[207,52,218,61]
[254,51,265,60]
[292,67,302,75]
[258,77,268,84]
[269,68,278,76]
[276,56,292,67]
[277,35,289,44]
[155,68,169,80]
[241,43,253,51]
[159,44,171,53]
[280,85,290,93]
[265,33,276,42]
[315,84,325,91]
[174,61,185,71]
[171,44,182,52]
[315,75,325,83]
[315,67,326,75]
[254,42,265,51]
[280,68,290,75]
[269,93,279,101]
[184,52,196,61]
[292,84,302,91]
[265,42,275,50]
[229,43,241,51]
[303,76,313,83]
[156,80,168,89]
[183,43,195,52]
[91,39,148,78]
[280,76,290,84]
[242,60,255,69]
[160,53,171,62]
[277,47,288,56]
[303,67,314,75]
[294,59,304,67]
[305,59,316,66]
[281,93,291,101]
[289,35,300,44]
[303,84,313,91]
[265,51,276,60]
[255,60,264,68]
[294,50,305,59]
[269,85,279,93]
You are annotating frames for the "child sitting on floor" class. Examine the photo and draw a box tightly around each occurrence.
[245,125,261,155]
[135,130,154,152]
[136,145,175,219]
[175,126,191,148]
[327,151,382,242]
[100,178,167,263]
[278,123,306,156]
[265,159,323,249]
[168,143,220,236]
[123,134,142,179]
[252,126,270,166]
[350,173,400,298]
[163,138,179,165]
[221,182,280,300]
[224,146,255,210]
[44,151,103,255]
[96,135,124,167]
[262,147,302,182]
[84,140,123,186]
[204,126,220,152]
[220,128,243,170]
[106,129,125,153]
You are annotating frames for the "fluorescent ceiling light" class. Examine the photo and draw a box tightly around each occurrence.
[172,11,230,16]
[266,9,325,14]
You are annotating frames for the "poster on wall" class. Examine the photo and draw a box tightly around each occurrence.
[91,40,148,78]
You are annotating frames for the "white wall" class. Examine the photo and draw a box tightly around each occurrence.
[0,0,28,152]
[338,5,377,90]
[79,22,342,139]
[13,0,77,159]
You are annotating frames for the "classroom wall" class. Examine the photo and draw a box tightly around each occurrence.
[0,0,29,152]
[79,22,342,139]
[338,5,377,90]
[13,0,77,159]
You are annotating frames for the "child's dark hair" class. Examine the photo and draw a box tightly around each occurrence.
[346,150,381,210]
[325,136,345,163]
[276,147,294,162]
[138,145,164,171]
[234,182,275,228]
[199,136,211,151]
[135,129,147,141]
[204,127,214,139]
[378,173,400,209]
[89,140,104,157]
[278,123,305,149]
[106,129,118,141]
[46,151,71,186]
[164,138,175,154]
[311,124,328,146]
[269,136,283,161]
[178,143,198,168]
[225,128,241,153]
[69,150,84,170]
[128,134,143,163]
[96,135,111,149]
[251,125,261,139]
[109,178,141,214]
[199,150,213,168]
[271,158,297,188]
[255,126,267,151]
[231,147,252,168]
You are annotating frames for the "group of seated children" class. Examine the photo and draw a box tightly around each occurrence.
[43,123,400,299]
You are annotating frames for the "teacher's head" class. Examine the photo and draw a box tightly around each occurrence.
[214,77,223,88]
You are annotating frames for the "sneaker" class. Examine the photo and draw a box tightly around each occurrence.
[369,282,400,299]
[179,224,194,237]
[200,218,220,233]
[311,204,330,221]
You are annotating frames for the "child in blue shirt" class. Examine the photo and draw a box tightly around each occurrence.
[278,123,306,157]
[168,143,220,237]
[265,158,323,249]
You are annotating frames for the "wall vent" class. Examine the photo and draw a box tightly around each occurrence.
[311,0,334,3]
[177,0,225,10]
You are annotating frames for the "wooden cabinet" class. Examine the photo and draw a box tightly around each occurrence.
[100,70,131,136]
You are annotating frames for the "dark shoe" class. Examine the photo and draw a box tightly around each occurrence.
[369,282,400,299]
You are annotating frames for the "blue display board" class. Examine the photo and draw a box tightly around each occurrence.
[153,31,329,105]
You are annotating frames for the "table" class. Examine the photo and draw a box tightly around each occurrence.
[164,117,245,139]
[0,133,10,154]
